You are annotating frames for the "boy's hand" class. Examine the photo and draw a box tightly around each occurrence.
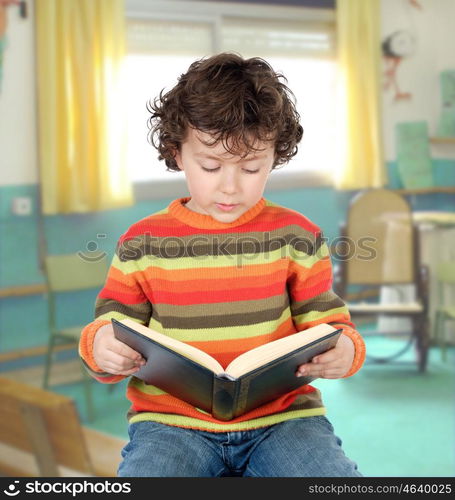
[296,333,355,379]
[93,324,146,376]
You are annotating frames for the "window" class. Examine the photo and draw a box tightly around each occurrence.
[125,0,337,192]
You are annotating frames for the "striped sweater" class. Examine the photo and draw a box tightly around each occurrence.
[79,197,365,432]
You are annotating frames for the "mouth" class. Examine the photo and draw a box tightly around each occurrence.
[215,203,239,212]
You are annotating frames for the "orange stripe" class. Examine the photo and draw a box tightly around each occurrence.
[151,281,285,305]
[104,275,145,296]
[144,260,288,281]
[128,388,211,419]
[127,384,317,424]
[288,256,330,281]
[296,313,353,330]
[108,266,140,287]
[149,269,287,293]
[121,205,318,239]
[128,386,200,411]
[159,204,314,226]
[292,267,332,292]
[292,280,332,302]
[99,275,148,303]
[119,213,187,236]
[141,206,319,231]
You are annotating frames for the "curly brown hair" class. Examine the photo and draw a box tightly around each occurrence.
[147,52,303,172]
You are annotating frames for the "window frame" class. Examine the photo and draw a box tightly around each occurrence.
[126,0,335,200]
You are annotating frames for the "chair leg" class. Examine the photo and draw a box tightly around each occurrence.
[440,316,447,363]
[80,366,95,422]
[42,335,57,389]
[434,311,448,362]
[414,315,429,373]
[43,334,95,421]
[433,310,441,355]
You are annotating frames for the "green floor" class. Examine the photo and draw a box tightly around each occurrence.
[58,336,455,477]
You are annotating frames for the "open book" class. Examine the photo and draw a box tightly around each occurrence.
[112,318,342,421]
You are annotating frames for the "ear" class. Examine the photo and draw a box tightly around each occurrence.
[174,148,184,171]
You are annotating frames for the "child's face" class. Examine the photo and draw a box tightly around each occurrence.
[175,128,274,223]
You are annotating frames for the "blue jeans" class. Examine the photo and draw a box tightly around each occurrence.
[117,416,362,477]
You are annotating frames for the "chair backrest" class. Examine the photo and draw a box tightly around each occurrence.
[344,189,415,285]
[44,252,109,292]
[0,377,94,476]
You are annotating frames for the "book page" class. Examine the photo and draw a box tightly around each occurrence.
[119,319,224,374]
[225,323,338,379]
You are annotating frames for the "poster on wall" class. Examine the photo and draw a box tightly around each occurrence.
[395,121,434,190]
[436,70,455,137]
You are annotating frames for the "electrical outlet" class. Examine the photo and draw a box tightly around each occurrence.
[11,197,32,216]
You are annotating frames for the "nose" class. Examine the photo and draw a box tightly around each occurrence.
[219,167,239,195]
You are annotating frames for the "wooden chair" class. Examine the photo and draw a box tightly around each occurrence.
[42,252,109,421]
[433,261,455,361]
[0,377,126,477]
[334,188,430,372]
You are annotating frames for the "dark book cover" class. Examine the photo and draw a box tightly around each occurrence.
[112,318,341,421]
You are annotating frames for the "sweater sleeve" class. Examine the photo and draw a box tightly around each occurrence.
[79,237,153,383]
[287,230,365,378]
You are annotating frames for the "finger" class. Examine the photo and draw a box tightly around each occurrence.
[103,350,142,369]
[107,340,145,362]
[311,347,339,365]
[298,366,344,379]
[103,352,146,372]
[103,362,143,376]
[297,360,342,372]
[318,366,346,377]
[296,361,345,377]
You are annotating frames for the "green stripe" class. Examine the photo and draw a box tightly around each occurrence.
[147,307,293,341]
[293,306,349,326]
[130,378,167,396]
[289,242,329,262]
[293,294,345,315]
[128,407,326,432]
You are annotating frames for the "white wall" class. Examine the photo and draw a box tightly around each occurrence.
[381,0,455,161]
[0,0,37,186]
[0,0,454,187]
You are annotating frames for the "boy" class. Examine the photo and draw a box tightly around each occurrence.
[79,53,365,477]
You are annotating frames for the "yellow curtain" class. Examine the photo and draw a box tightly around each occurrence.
[334,0,387,189]
[35,0,133,214]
